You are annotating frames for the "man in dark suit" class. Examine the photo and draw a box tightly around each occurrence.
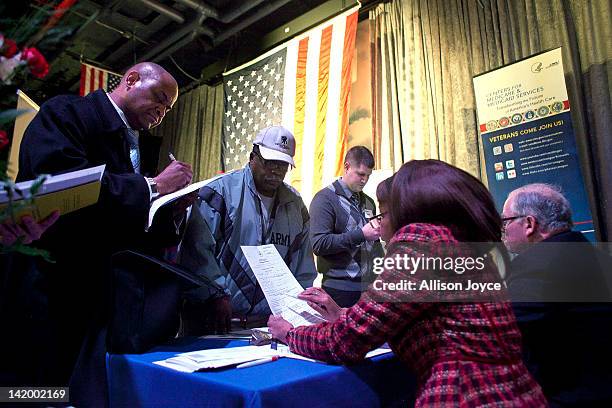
[502,183,612,407]
[5,62,192,401]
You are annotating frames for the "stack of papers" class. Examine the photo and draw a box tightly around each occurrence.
[153,343,393,373]
[154,345,278,372]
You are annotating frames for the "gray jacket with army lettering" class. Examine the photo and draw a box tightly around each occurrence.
[178,165,316,316]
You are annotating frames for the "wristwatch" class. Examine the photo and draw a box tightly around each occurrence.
[146,177,160,199]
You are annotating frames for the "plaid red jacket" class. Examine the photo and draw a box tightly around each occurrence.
[287,223,547,407]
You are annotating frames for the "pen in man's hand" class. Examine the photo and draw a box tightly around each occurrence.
[169,152,176,161]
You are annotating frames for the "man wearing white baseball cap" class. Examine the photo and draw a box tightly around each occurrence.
[178,126,316,334]
[253,125,296,166]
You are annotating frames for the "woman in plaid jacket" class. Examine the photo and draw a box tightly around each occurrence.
[269,160,547,407]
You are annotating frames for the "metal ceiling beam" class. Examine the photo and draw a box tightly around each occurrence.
[215,0,270,24]
[106,13,173,66]
[133,15,207,64]
[153,25,213,63]
[137,0,185,24]
[213,0,293,46]
[107,15,168,66]
[79,0,147,32]
[127,0,268,67]
[173,0,266,23]
[173,0,218,18]
[153,31,197,64]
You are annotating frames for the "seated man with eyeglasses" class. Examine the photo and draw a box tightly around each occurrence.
[178,126,316,334]
[501,183,612,407]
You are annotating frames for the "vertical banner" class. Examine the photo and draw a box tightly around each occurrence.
[473,48,594,238]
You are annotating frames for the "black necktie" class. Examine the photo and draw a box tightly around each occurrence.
[351,193,360,209]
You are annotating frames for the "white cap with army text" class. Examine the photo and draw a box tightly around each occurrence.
[253,126,296,167]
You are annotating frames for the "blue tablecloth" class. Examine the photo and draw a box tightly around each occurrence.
[107,337,416,407]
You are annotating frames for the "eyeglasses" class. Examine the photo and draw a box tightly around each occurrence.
[253,150,289,171]
[368,212,387,222]
[501,215,525,231]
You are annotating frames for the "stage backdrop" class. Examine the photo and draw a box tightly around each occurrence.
[473,48,595,239]
[221,6,359,207]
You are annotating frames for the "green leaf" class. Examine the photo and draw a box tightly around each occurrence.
[29,174,49,196]
[0,109,32,126]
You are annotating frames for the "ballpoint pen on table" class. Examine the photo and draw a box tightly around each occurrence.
[236,356,280,369]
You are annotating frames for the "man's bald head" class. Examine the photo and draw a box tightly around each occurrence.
[122,62,177,86]
[110,62,178,130]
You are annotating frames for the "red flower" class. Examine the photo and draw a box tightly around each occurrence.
[0,130,9,150]
[21,47,49,79]
[1,38,18,58]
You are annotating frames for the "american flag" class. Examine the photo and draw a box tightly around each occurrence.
[222,6,359,206]
[223,51,286,168]
[79,62,121,96]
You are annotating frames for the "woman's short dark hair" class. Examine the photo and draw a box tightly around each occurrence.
[389,160,502,242]
[376,175,394,204]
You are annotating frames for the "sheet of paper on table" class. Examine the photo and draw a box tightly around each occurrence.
[154,345,278,372]
[241,244,326,327]
[153,343,394,373]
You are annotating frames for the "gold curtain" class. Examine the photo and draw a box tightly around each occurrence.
[370,0,611,239]
[152,83,224,181]
[370,0,483,175]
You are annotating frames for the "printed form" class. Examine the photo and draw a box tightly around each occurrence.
[241,244,326,327]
